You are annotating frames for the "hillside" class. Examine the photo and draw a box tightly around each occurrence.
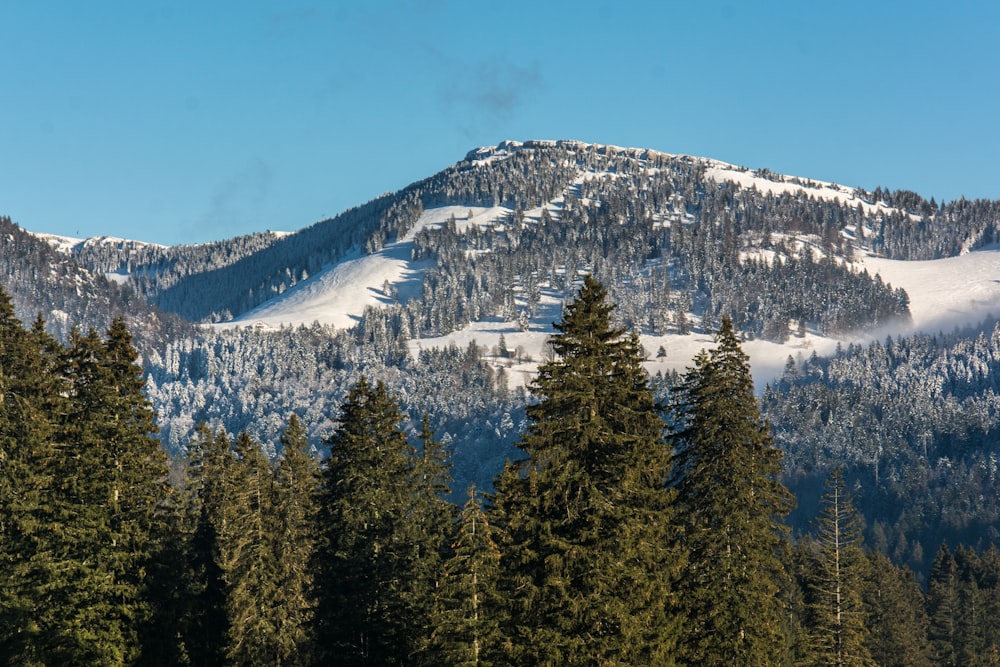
[7,139,1000,576]
[0,216,192,349]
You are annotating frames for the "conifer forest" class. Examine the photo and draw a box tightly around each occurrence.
[2,277,997,666]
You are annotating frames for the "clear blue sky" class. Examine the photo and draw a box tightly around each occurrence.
[2,1,997,246]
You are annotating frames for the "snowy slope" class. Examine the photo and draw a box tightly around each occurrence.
[218,206,509,330]
[41,140,994,391]
[212,199,1000,392]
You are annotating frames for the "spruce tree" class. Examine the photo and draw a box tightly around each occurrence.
[409,414,457,658]
[39,320,170,665]
[314,376,423,665]
[928,545,960,667]
[425,484,502,667]
[667,315,794,666]
[491,275,681,665]
[865,552,933,667]
[270,414,320,666]
[180,424,233,667]
[802,468,874,666]
[219,431,279,665]
[0,298,66,663]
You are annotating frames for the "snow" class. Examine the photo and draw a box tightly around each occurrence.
[859,246,1000,336]
[703,163,914,219]
[32,232,87,253]
[211,192,1000,393]
[217,206,509,331]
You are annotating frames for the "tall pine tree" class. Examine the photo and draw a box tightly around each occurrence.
[492,275,681,665]
[425,484,502,667]
[801,468,874,666]
[314,376,432,665]
[0,297,67,664]
[667,315,794,666]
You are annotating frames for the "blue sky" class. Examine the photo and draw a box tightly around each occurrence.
[1,1,997,246]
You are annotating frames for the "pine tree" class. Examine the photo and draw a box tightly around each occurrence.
[314,376,422,665]
[865,552,933,667]
[270,413,320,666]
[0,298,67,663]
[425,484,502,667]
[928,545,960,666]
[802,468,875,666]
[667,315,794,666]
[491,275,681,665]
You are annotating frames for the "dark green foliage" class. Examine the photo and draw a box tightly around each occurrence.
[926,544,1000,666]
[492,276,681,665]
[667,316,794,665]
[181,424,233,667]
[217,432,278,664]
[928,545,960,666]
[270,414,321,666]
[800,468,875,666]
[0,305,170,665]
[315,376,451,665]
[46,320,169,664]
[424,484,502,666]
[408,414,458,659]
[0,297,67,664]
[167,419,320,667]
[865,552,934,667]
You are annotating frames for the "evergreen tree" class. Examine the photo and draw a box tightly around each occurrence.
[181,425,233,667]
[314,376,422,665]
[425,484,502,667]
[667,315,794,666]
[492,275,681,665]
[865,552,933,667]
[928,545,960,667]
[409,413,457,658]
[954,545,989,666]
[0,298,67,664]
[802,468,874,666]
[270,414,320,666]
[219,431,279,665]
[38,320,170,665]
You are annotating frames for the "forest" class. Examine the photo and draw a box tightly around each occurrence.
[2,278,997,666]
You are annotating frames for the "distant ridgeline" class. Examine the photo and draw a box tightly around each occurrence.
[65,139,1000,337]
[0,215,192,349]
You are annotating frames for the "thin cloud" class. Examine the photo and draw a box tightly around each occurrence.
[439,59,544,121]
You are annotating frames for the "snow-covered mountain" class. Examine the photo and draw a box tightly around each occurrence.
[23,140,1000,390]
[10,139,1000,574]
[187,141,1000,390]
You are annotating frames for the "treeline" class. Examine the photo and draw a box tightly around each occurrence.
[2,279,998,665]
[764,321,1000,577]
[0,215,192,349]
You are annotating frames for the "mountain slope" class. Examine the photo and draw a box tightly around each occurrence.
[0,216,192,349]
[10,139,1000,577]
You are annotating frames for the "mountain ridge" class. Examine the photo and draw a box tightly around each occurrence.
[6,138,1000,576]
